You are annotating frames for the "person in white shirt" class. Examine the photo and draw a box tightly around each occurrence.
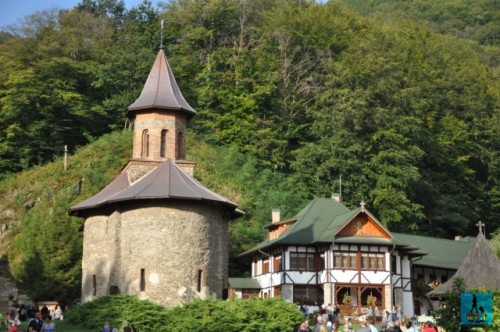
[367,316,378,332]
[405,321,416,332]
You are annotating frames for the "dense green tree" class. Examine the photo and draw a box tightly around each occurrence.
[0,1,161,175]
[290,13,498,233]
[341,0,500,45]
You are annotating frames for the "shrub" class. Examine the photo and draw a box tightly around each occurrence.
[65,296,170,331]
[166,297,304,331]
[66,296,304,331]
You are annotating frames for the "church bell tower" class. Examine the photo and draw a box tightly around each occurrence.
[126,49,196,177]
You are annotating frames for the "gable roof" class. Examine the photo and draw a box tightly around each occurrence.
[127,49,196,118]
[243,198,408,256]
[70,159,240,217]
[241,198,484,279]
[428,231,500,296]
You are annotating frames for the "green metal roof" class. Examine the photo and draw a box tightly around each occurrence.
[228,277,261,289]
[276,198,351,244]
[392,233,476,270]
[242,198,406,255]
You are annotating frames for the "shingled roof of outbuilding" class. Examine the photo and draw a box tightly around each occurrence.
[228,277,261,289]
[428,230,500,296]
[127,49,196,118]
[69,159,240,217]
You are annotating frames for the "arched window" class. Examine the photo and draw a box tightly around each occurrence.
[160,129,167,158]
[141,129,149,158]
[176,131,185,159]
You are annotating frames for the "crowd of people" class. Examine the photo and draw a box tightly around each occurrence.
[296,304,441,332]
[1,304,64,332]
[297,303,342,332]
[1,303,138,332]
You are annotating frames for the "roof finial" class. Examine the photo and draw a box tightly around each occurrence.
[360,201,366,212]
[160,19,164,49]
[476,221,485,236]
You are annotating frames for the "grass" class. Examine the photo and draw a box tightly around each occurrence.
[19,320,96,332]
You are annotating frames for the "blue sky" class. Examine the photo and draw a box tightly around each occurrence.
[0,0,162,29]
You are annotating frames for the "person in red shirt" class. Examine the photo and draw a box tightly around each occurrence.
[422,321,436,332]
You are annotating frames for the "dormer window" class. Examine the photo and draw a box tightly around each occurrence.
[160,129,167,158]
[141,130,149,158]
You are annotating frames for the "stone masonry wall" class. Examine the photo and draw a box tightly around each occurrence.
[81,214,117,302]
[126,161,159,183]
[132,111,187,161]
[81,200,229,308]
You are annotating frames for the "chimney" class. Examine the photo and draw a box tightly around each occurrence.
[272,209,281,224]
[454,236,463,241]
[331,193,341,202]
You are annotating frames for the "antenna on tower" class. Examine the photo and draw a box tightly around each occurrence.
[160,19,164,49]
[339,175,342,202]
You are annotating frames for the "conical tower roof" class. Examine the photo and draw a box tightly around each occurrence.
[127,49,196,118]
[428,228,500,296]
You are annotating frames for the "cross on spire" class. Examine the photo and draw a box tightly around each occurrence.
[360,201,366,212]
[476,221,485,236]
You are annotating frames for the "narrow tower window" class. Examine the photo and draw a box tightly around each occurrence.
[141,129,149,158]
[197,270,203,292]
[140,268,146,292]
[92,275,97,296]
[176,131,185,159]
[160,129,167,158]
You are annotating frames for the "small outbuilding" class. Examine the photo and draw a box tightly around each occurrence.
[428,223,500,298]
[228,278,261,299]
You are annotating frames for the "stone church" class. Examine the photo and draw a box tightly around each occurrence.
[70,49,241,307]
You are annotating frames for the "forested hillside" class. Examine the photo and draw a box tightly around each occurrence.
[0,130,308,301]
[0,0,498,301]
[341,0,499,45]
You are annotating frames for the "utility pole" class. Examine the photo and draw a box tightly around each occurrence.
[64,145,68,172]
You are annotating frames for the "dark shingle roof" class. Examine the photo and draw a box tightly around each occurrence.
[428,231,500,296]
[127,49,196,118]
[70,159,240,217]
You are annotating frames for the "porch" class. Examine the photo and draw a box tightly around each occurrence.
[335,284,385,317]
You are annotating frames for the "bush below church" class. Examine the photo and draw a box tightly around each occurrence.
[65,295,304,331]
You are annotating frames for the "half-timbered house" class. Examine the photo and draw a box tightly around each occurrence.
[240,196,476,318]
